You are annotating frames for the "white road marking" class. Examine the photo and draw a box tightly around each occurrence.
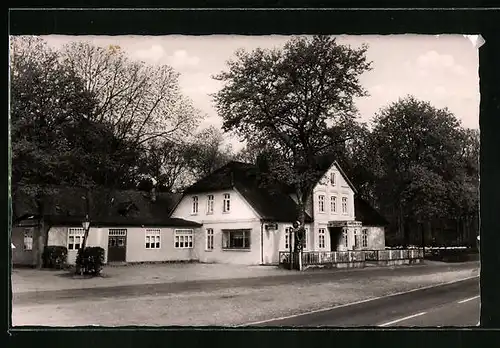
[236,275,479,327]
[458,295,480,304]
[378,311,427,327]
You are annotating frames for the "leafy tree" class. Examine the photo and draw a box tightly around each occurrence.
[182,126,236,182]
[10,36,146,268]
[369,95,468,247]
[213,35,372,268]
[10,36,100,267]
[136,140,191,193]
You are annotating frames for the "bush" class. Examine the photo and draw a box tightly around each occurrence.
[42,246,68,269]
[75,247,105,276]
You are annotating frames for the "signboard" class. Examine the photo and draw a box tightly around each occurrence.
[328,220,362,228]
[265,223,278,231]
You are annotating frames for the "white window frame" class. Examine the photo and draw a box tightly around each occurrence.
[330,196,337,213]
[174,229,194,249]
[318,228,326,249]
[23,228,33,251]
[318,195,325,213]
[342,196,348,215]
[330,172,336,186]
[145,228,161,249]
[192,196,199,214]
[222,229,250,250]
[207,195,214,214]
[362,228,368,248]
[68,228,85,251]
[223,193,231,213]
[206,228,214,250]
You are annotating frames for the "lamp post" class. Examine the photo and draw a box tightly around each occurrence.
[81,214,90,251]
[77,214,91,275]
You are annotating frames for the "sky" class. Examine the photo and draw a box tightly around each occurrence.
[41,34,480,151]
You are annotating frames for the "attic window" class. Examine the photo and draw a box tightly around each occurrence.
[192,196,199,214]
[330,172,336,186]
[223,194,231,213]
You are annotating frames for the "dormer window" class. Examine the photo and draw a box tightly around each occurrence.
[192,196,199,214]
[223,193,231,213]
[330,172,336,186]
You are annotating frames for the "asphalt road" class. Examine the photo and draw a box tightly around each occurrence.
[13,262,477,306]
[244,276,479,327]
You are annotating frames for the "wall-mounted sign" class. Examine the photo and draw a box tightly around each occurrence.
[265,223,278,230]
[328,220,362,228]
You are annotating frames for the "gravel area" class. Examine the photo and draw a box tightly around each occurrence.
[11,263,291,294]
[12,264,479,327]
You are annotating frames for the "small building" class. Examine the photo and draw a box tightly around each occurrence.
[11,186,201,266]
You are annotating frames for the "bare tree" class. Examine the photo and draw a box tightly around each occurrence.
[61,42,202,147]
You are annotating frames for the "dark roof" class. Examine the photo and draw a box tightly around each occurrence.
[184,161,313,223]
[12,186,196,227]
[354,197,389,226]
[43,215,201,228]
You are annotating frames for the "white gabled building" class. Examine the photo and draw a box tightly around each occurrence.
[171,160,387,265]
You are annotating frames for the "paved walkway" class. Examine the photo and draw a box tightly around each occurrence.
[11,260,476,294]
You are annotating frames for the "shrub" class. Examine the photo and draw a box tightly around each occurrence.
[75,246,105,276]
[42,246,68,269]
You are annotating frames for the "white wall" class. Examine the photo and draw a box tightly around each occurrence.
[48,226,107,264]
[196,220,262,265]
[171,189,261,224]
[261,223,313,265]
[310,163,356,251]
[126,227,200,263]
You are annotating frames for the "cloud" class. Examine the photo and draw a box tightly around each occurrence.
[133,44,165,64]
[130,47,201,71]
[415,50,467,76]
[166,50,201,70]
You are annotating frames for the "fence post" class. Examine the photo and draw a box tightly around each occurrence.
[333,251,337,263]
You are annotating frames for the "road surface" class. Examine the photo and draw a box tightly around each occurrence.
[243,277,479,327]
[13,262,475,306]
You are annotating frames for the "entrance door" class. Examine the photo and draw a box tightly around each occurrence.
[328,227,343,251]
[108,229,127,262]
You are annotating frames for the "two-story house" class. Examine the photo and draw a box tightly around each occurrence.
[171,160,388,265]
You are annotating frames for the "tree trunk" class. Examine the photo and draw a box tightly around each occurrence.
[420,222,425,257]
[403,218,410,248]
[34,196,49,269]
[398,203,405,246]
[35,218,51,269]
[293,186,308,272]
[80,188,91,252]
